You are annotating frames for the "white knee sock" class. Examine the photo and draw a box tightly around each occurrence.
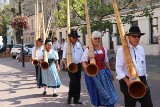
[52,88,56,94]
[44,86,47,92]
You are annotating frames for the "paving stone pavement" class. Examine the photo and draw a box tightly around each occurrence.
[0,56,160,107]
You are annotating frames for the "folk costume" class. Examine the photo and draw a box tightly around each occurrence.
[41,39,61,96]
[116,26,153,107]
[81,46,118,107]
[32,38,43,87]
[63,29,83,104]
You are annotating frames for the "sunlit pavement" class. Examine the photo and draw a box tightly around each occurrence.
[0,56,160,107]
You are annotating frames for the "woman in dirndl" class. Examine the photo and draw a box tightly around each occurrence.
[81,31,118,107]
[40,38,61,97]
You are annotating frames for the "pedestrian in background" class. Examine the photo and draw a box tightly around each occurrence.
[59,38,65,71]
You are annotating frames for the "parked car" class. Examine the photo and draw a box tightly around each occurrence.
[0,44,14,53]
[0,45,3,49]
[24,44,34,55]
[10,44,22,58]
[10,44,33,59]
[0,45,6,53]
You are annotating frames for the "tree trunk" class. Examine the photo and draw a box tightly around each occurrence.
[16,31,21,44]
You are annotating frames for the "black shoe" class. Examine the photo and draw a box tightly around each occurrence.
[42,91,46,95]
[67,97,72,104]
[53,93,58,97]
[73,101,83,104]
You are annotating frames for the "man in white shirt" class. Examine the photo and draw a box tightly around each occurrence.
[32,38,43,87]
[59,38,65,70]
[52,37,60,52]
[63,29,83,104]
[116,26,153,107]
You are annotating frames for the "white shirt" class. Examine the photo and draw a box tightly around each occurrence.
[81,47,109,62]
[60,42,65,51]
[63,42,83,64]
[39,49,59,60]
[116,43,147,80]
[52,41,60,52]
[32,46,43,60]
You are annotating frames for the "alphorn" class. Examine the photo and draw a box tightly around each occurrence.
[40,0,49,70]
[46,14,53,37]
[112,0,146,98]
[66,0,78,73]
[84,0,98,76]
[31,1,39,66]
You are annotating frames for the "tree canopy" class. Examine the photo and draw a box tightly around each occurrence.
[0,4,11,36]
[54,0,156,33]
[0,4,11,45]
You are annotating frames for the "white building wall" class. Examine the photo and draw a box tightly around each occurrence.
[112,7,160,55]
[102,31,110,50]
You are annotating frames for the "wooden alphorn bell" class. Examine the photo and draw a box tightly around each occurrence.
[112,0,146,98]
[40,0,49,70]
[66,0,78,73]
[84,0,98,76]
[31,1,39,66]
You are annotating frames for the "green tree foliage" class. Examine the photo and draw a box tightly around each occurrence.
[54,0,115,33]
[0,4,11,45]
[54,0,155,34]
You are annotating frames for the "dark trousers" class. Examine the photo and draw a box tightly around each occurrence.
[35,65,42,87]
[58,50,63,65]
[35,65,38,80]
[119,76,153,107]
[68,63,81,101]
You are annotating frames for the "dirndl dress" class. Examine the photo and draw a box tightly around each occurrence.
[41,50,61,88]
[84,68,118,107]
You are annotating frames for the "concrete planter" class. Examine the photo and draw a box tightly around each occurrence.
[19,55,32,62]
[0,52,11,58]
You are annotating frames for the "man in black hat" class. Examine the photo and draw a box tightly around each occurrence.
[62,29,83,104]
[116,26,153,107]
[32,38,43,87]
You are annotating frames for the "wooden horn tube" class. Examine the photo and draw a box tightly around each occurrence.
[84,0,98,76]
[128,81,146,99]
[68,63,78,73]
[86,63,98,76]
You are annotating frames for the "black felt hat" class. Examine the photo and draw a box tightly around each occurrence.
[68,29,80,38]
[37,38,43,42]
[45,38,52,45]
[126,26,145,36]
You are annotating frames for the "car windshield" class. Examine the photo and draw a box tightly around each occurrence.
[13,45,21,48]
[25,44,33,48]
[0,45,3,49]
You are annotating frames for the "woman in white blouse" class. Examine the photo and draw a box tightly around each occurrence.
[81,31,117,107]
[40,39,61,97]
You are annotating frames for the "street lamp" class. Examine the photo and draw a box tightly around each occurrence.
[15,0,25,67]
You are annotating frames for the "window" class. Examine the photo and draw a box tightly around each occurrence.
[59,32,62,41]
[151,17,158,44]
[29,37,30,43]
[131,21,138,26]
[31,20,33,30]
[82,33,86,45]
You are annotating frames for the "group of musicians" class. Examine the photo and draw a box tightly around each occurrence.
[31,26,153,107]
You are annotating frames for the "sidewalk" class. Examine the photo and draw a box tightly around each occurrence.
[0,57,160,107]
